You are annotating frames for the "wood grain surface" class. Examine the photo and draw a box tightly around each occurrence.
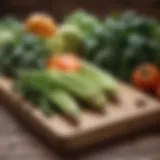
[0,78,160,159]
[0,105,160,160]
[0,77,160,152]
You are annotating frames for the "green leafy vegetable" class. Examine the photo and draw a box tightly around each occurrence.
[13,59,118,120]
[46,24,83,53]
[63,9,102,35]
[81,11,160,81]
[0,17,51,77]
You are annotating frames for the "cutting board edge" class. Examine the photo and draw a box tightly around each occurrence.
[0,78,160,151]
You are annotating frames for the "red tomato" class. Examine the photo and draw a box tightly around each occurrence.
[132,64,159,91]
[46,54,80,72]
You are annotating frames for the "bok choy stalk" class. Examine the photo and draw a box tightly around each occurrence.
[81,61,118,94]
[17,69,106,109]
[14,70,80,121]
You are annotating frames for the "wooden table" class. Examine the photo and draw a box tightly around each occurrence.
[0,105,160,160]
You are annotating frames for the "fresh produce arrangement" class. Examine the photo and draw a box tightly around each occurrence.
[0,9,160,123]
[59,10,160,98]
[0,12,118,123]
[14,54,118,122]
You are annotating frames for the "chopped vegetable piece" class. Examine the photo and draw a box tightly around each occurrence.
[132,64,159,91]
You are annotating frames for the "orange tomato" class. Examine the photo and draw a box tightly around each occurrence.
[132,64,159,91]
[46,54,80,72]
[25,13,56,37]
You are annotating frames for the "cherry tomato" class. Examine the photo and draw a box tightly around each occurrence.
[46,54,80,72]
[132,64,159,91]
[25,13,56,37]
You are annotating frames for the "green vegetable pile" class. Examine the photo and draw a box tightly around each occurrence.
[0,17,51,77]
[48,9,102,53]
[63,9,102,35]
[50,10,160,81]
[14,61,117,122]
[0,13,119,123]
[77,11,160,81]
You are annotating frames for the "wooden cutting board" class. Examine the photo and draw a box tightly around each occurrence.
[0,77,160,151]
